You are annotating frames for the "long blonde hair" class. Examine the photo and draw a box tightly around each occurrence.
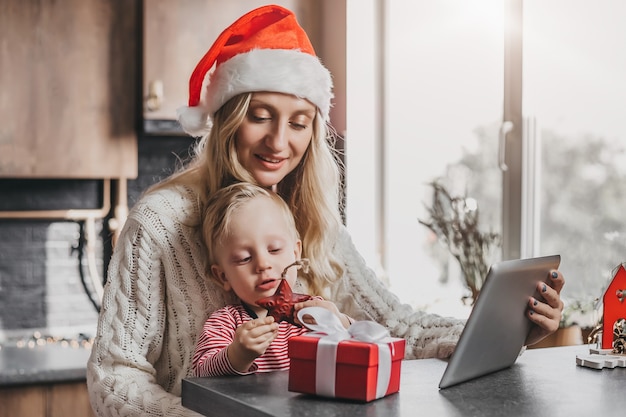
[148,93,344,295]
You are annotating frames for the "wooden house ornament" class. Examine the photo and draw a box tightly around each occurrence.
[602,264,626,353]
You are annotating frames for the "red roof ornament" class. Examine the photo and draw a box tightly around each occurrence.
[602,264,626,352]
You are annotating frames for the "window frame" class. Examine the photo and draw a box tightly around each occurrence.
[345,0,526,272]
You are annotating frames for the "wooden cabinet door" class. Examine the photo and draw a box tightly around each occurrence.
[0,0,138,179]
[0,382,96,417]
[49,383,97,417]
[0,385,45,417]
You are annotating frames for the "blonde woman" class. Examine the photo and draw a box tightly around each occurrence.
[87,5,565,417]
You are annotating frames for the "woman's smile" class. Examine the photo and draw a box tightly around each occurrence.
[255,153,286,169]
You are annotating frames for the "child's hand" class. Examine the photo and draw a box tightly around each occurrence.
[227,316,278,372]
[294,299,352,329]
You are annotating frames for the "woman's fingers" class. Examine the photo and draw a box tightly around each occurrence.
[546,269,565,297]
[524,273,566,346]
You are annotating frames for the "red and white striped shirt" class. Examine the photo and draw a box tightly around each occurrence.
[192,304,311,376]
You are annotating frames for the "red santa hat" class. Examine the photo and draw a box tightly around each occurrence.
[177,4,333,137]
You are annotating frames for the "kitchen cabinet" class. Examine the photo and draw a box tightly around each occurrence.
[0,382,95,417]
[0,0,138,179]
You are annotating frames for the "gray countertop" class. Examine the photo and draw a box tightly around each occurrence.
[182,345,626,417]
[0,344,92,386]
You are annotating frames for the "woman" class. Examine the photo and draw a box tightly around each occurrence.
[86,5,564,417]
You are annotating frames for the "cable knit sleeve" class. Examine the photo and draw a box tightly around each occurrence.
[86,216,201,417]
[328,227,466,360]
[86,187,231,417]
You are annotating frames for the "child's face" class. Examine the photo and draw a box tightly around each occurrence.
[211,196,302,317]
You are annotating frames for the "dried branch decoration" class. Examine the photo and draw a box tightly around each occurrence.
[419,180,501,305]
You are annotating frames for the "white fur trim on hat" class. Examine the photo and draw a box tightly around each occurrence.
[178,48,333,137]
[207,48,333,119]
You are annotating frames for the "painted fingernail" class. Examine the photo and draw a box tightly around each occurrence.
[551,271,558,279]
[542,284,547,293]
[533,299,538,306]
[529,310,534,316]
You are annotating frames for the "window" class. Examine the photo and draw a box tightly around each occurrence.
[523,0,626,325]
[346,0,626,324]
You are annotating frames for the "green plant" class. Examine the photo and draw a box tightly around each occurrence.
[419,180,501,305]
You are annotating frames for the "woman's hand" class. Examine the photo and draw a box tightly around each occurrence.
[227,316,278,372]
[525,269,565,346]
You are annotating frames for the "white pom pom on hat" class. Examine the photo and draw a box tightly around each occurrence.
[177,4,334,137]
[176,105,212,138]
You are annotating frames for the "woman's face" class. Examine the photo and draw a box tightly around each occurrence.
[235,92,316,188]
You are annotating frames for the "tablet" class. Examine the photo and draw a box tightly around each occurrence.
[438,254,561,389]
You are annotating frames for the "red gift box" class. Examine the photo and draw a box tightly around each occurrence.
[288,330,405,402]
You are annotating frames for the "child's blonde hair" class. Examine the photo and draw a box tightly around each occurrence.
[201,182,299,283]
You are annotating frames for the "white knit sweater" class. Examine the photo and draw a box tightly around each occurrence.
[86,185,464,417]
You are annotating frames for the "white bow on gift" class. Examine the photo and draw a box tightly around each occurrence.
[296,306,394,399]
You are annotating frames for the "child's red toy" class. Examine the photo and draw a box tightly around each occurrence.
[256,259,313,325]
[256,279,312,325]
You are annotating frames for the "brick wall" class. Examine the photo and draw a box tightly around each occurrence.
[0,135,195,343]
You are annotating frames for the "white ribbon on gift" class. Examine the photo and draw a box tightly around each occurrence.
[296,306,393,399]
